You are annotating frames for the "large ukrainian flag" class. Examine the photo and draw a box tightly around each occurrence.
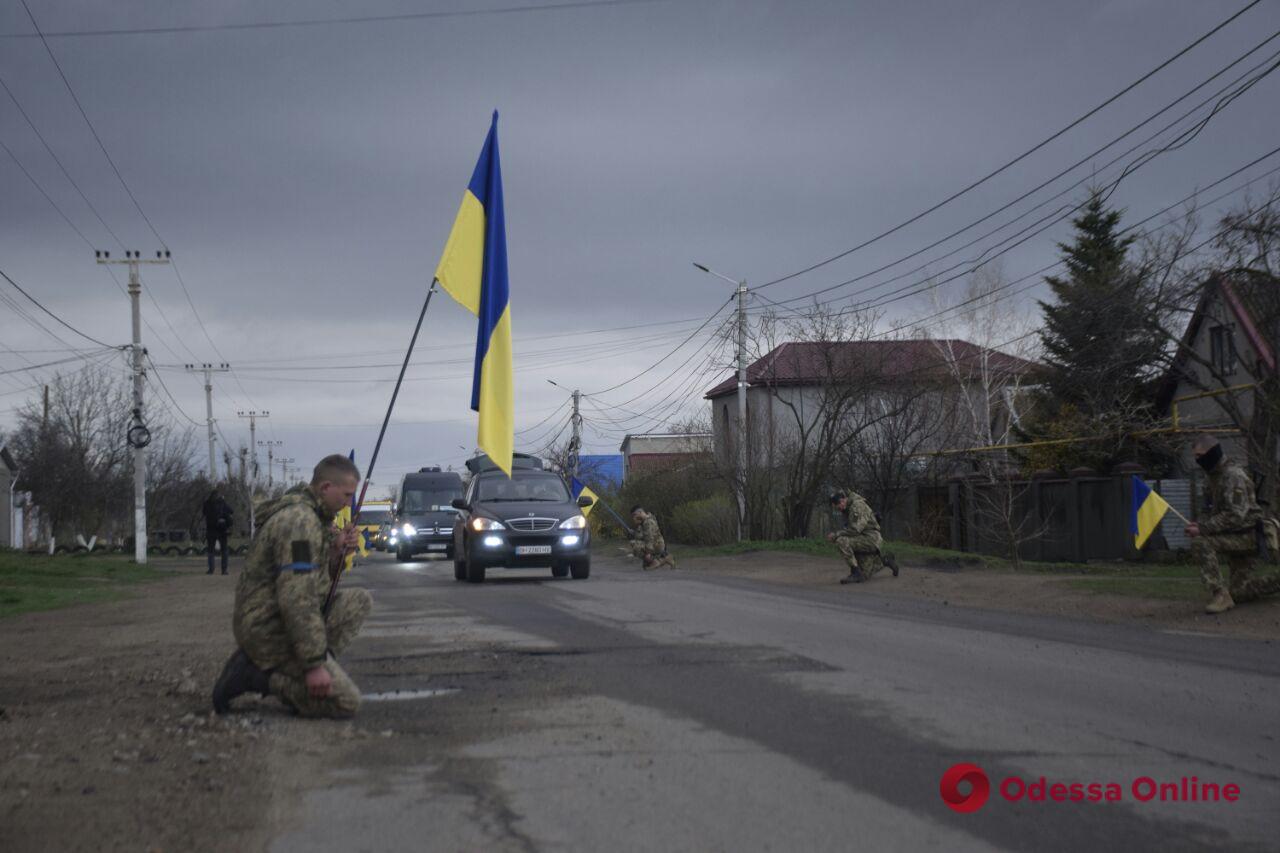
[434,112,514,476]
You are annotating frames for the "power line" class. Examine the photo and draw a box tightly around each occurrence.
[144,353,203,427]
[0,267,118,348]
[0,0,666,39]
[755,0,1264,289]
[0,72,201,363]
[0,349,115,376]
[19,0,168,246]
[761,33,1280,310]
[18,1,223,370]
[585,295,735,395]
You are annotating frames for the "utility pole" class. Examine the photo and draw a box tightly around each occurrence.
[694,262,749,541]
[237,411,269,484]
[279,457,296,487]
[186,362,230,480]
[570,389,582,478]
[97,249,170,564]
[258,440,283,488]
[547,380,584,478]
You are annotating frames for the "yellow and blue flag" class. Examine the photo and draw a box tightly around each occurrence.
[1131,475,1170,549]
[434,112,514,477]
[570,476,599,517]
[332,449,366,570]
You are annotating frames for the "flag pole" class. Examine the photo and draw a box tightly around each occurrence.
[596,497,634,537]
[325,280,439,614]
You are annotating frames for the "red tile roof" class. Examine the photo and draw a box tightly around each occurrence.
[704,339,1041,399]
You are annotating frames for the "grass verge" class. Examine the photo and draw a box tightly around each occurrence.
[672,537,1209,599]
[0,551,169,618]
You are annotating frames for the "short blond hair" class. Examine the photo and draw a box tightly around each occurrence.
[311,454,360,486]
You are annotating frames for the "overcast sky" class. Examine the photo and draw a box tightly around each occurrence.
[2,0,1278,493]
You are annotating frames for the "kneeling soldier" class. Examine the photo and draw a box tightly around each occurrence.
[213,454,372,717]
[1187,436,1280,614]
[827,490,898,584]
[629,505,676,570]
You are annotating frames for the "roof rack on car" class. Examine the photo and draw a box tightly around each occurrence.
[465,452,542,474]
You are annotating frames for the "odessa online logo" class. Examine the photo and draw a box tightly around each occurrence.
[940,763,991,814]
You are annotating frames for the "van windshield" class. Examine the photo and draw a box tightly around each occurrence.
[402,490,460,513]
[355,507,392,525]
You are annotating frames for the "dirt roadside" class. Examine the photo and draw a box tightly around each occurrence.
[676,549,1280,640]
[0,559,347,853]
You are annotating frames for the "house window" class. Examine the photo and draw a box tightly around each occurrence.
[1210,325,1237,377]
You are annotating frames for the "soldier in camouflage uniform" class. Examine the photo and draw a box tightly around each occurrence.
[212,454,372,717]
[1187,436,1279,614]
[827,490,899,585]
[629,505,675,569]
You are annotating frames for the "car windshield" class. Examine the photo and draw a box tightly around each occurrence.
[401,490,461,513]
[355,508,391,525]
[475,474,570,503]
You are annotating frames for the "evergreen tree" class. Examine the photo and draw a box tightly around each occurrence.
[1037,191,1164,415]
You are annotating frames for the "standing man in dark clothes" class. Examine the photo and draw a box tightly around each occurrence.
[203,488,234,575]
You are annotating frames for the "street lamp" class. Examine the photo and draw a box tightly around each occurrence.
[693,262,748,542]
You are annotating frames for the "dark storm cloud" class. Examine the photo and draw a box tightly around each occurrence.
[3,0,1278,476]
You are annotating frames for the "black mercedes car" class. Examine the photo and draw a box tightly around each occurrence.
[451,458,593,583]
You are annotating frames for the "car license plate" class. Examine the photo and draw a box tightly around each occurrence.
[427,543,447,551]
[515,545,552,556]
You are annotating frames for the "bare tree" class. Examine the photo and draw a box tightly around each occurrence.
[722,303,936,539]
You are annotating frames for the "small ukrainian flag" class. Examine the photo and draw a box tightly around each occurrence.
[570,477,599,517]
[434,112,514,477]
[1131,475,1170,549]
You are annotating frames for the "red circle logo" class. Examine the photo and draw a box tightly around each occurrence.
[940,763,990,813]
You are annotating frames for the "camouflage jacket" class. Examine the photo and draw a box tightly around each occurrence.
[1201,459,1262,535]
[630,512,666,553]
[233,486,336,671]
[834,490,880,537]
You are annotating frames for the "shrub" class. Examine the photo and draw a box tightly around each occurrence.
[665,493,738,546]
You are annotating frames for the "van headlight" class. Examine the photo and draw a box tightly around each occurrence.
[470,517,504,532]
[559,515,586,530]
[401,523,416,537]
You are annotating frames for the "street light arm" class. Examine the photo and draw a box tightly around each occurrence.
[692,262,742,287]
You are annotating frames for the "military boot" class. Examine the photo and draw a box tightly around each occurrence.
[840,569,866,585]
[212,649,270,714]
[1204,590,1235,615]
[661,553,677,569]
[885,552,900,577]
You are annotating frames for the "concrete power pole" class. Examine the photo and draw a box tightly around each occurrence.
[735,278,748,542]
[237,411,269,484]
[258,440,283,488]
[279,457,296,487]
[186,362,230,480]
[570,389,582,478]
[693,262,749,542]
[97,249,170,564]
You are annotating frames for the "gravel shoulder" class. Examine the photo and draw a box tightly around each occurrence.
[674,548,1280,641]
[0,558,342,853]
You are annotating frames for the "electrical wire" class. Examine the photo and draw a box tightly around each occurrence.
[761,33,1280,310]
[0,267,118,348]
[755,0,1264,289]
[0,0,666,39]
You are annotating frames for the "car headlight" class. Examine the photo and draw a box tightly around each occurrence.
[401,523,415,537]
[559,515,586,530]
[470,517,504,532]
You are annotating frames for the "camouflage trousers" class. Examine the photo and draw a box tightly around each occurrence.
[631,541,670,568]
[1192,534,1280,602]
[835,532,886,577]
[268,588,372,718]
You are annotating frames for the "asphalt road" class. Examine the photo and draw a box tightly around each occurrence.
[271,550,1280,852]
